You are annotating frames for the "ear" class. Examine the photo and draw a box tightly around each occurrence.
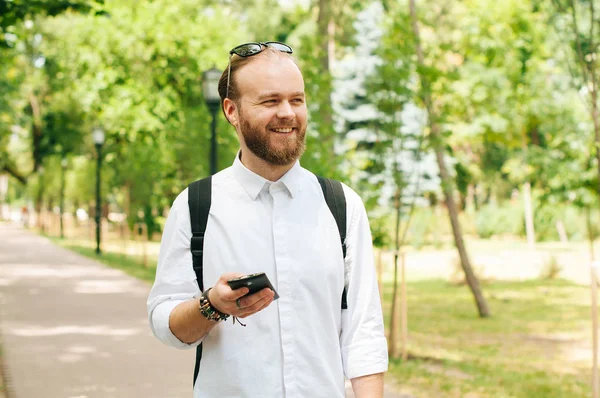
[223,98,239,126]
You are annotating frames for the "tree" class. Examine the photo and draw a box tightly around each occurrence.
[548,0,600,210]
[0,0,103,31]
[408,0,490,317]
[0,0,104,183]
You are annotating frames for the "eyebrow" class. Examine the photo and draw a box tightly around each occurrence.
[256,91,305,100]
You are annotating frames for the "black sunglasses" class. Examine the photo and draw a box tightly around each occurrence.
[226,41,293,99]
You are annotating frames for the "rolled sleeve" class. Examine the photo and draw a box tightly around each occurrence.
[340,186,389,379]
[151,299,203,349]
[147,189,203,350]
[342,338,389,379]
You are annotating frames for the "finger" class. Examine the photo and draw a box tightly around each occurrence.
[253,296,274,313]
[238,288,274,307]
[237,294,274,318]
[207,285,248,315]
[237,298,273,318]
[222,287,250,301]
[219,272,246,282]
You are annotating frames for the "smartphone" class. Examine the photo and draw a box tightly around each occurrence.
[227,272,280,300]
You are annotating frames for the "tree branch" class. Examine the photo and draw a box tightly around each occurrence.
[569,0,591,86]
[2,164,27,185]
[589,0,598,105]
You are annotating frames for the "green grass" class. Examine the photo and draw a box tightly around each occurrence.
[50,237,157,282]
[384,279,592,397]
[49,235,594,397]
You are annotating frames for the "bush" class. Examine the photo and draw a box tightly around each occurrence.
[376,200,598,247]
[475,204,524,239]
[474,201,597,242]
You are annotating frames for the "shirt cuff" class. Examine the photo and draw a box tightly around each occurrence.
[342,337,389,379]
[150,299,204,349]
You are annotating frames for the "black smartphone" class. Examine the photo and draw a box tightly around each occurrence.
[227,272,280,300]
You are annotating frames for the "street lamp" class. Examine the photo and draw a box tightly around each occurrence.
[92,127,105,255]
[0,173,8,221]
[38,166,44,231]
[202,66,221,175]
[60,158,68,239]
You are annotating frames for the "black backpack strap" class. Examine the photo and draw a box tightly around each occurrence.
[187,176,212,386]
[188,176,212,291]
[316,176,348,309]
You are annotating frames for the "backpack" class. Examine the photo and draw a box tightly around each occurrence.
[187,174,347,386]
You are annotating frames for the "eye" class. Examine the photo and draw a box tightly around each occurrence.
[262,99,277,105]
[292,98,305,104]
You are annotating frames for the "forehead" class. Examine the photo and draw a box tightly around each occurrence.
[235,54,305,99]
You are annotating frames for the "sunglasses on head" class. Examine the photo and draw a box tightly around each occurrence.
[226,41,294,99]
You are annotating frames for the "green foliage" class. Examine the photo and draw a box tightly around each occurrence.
[475,203,524,239]
[2,0,600,248]
[55,239,156,282]
[370,216,392,248]
[0,0,103,30]
[472,200,599,241]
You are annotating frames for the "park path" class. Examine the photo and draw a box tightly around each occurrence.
[0,223,409,398]
[0,223,194,398]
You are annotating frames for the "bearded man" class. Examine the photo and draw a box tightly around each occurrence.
[148,42,388,398]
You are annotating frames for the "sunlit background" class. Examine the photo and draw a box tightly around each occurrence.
[2,0,600,397]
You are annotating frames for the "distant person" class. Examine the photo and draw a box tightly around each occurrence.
[147,41,388,397]
[20,206,28,228]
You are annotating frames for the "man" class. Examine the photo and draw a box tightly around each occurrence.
[147,41,388,398]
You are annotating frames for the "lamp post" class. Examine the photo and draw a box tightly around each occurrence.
[202,67,222,175]
[60,158,67,239]
[38,166,44,231]
[0,173,8,221]
[92,127,105,255]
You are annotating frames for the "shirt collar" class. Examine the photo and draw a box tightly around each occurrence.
[232,151,303,200]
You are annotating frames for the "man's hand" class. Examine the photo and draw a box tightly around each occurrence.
[209,272,275,318]
[169,272,276,344]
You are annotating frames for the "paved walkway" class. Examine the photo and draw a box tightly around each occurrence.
[0,224,410,398]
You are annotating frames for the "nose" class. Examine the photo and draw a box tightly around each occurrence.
[276,101,295,120]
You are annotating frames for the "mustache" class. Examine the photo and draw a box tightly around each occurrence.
[266,123,298,129]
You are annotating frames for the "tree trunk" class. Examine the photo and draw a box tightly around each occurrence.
[409,0,490,317]
[592,90,600,204]
[473,184,480,211]
[317,0,336,162]
[530,124,541,146]
[588,207,596,262]
[35,173,45,230]
[29,94,44,173]
[523,182,536,249]
[388,189,403,357]
[466,184,475,214]
[556,220,569,243]
[400,251,408,361]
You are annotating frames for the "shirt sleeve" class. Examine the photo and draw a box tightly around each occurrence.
[147,188,204,349]
[339,185,389,379]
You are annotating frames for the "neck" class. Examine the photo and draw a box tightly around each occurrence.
[239,148,295,182]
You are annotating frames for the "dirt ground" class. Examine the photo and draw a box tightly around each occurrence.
[377,238,599,285]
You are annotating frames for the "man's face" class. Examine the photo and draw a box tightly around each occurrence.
[230,53,308,166]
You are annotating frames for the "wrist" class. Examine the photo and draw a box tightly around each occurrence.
[206,288,223,313]
[198,288,230,322]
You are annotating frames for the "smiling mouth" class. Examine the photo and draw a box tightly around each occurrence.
[270,128,295,134]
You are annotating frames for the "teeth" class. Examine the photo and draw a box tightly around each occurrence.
[273,128,293,133]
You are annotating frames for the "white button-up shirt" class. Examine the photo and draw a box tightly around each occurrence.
[147,155,388,398]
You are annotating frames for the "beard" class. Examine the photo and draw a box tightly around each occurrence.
[239,108,307,166]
